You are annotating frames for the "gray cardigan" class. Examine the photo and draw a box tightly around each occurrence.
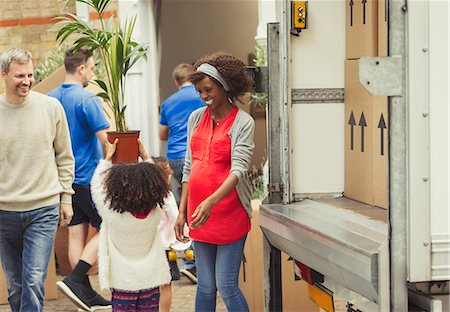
[182,106,255,218]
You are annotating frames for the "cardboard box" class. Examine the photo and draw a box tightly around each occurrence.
[344,60,388,208]
[346,0,379,59]
[378,0,388,56]
[239,201,319,311]
[1,251,58,304]
[239,200,264,312]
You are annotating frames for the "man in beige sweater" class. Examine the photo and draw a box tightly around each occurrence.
[0,48,74,312]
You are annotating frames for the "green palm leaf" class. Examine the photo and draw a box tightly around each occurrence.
[52,0,150,133]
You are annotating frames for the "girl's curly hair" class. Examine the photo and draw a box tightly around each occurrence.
[104,162,169,214]
[189,52,253,101]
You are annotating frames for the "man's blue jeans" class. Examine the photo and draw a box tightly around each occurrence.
[168,157,184,206]
[0,204,59,312]
[193,235,249,312]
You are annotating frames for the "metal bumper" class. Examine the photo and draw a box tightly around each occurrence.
[260,198,389,303]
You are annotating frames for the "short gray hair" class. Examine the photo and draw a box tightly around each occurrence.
[0,48,33,73]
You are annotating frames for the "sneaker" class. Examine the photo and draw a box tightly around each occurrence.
[180,268,198,284]
[56,277,93,311]
[86,293,111,311]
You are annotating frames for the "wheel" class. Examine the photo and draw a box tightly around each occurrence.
[168,250,177,261]
[185,249,194,260]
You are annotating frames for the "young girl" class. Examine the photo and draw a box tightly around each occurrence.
[152,156,192,312]
[91,139,171,312]
[152,156,180,312]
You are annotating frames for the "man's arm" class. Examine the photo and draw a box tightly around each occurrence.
[96,128,109,145]
[53,100,75,226]
[159,125,169,141]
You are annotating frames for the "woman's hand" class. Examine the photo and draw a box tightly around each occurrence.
[138,139,149,161]
[189,198,214,229]
[105,138,118,161]
[175,214,189,242]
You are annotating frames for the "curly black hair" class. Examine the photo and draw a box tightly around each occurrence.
[189,52,253,101]
[151,156,173,190]
[104,162,169,214]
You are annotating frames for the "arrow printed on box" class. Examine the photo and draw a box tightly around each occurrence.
[349,0,354,26]
[359,112,367,152]
[362,0,367,24]
[348,111,356,150]
[378,113,387,155]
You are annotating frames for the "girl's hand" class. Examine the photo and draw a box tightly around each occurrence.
[189,198,214,229]
[138,139,149,161]
[175,214,189,242]
[105,138,118,161]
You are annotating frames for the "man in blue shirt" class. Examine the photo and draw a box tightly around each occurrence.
[49,47,110,311]
[159,63,204,283]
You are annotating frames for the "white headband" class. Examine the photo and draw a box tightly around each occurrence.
[196,63,230,91]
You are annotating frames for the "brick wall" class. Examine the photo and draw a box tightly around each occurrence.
[0,1,76,65]
[0,0,118,91]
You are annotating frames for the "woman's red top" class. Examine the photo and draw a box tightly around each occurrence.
[188,106,251,244]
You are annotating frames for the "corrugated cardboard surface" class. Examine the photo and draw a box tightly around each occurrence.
[239,201,264,312]
[344,60,388,208]
[372,97,389,208]
[239,201,319,311]
[378,0,388,56]
[346,0,378,59]
[1,251,58,304]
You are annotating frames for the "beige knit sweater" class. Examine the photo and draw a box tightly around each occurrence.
[0,91,74,211]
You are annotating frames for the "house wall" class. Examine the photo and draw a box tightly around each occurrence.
[159,0,258,101]
[0,0,119,91]
[0,1,76,66]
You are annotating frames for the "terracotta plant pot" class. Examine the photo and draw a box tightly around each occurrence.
[107,130,140,164]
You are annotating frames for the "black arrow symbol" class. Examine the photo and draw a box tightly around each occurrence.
[378,113,387,155]
[362,0,367,24]
[349,0,354,26]
[359,112,367,152]
[348,111,356,150]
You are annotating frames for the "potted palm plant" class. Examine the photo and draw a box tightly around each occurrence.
[53,0,150,163]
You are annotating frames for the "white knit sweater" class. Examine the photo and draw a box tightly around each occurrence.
[91,160,171,291]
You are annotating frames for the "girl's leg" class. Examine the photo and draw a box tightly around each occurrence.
[159,283,172,312]
[216,235,249,312]
[193,240,218,312]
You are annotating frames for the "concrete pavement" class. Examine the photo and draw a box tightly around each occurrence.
[0,274,227,312]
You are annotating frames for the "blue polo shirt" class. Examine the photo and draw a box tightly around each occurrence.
[160,85,205,159]
[49,84,109,185]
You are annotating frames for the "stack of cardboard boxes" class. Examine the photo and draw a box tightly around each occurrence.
[344,0,389,209]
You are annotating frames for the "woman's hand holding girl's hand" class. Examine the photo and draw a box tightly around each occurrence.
[189,198,214,229]
[175,214,189,243]
[105,138,118,161]
[138,139,149,161]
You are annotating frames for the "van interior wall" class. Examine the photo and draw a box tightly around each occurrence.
[158,0,266,171]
